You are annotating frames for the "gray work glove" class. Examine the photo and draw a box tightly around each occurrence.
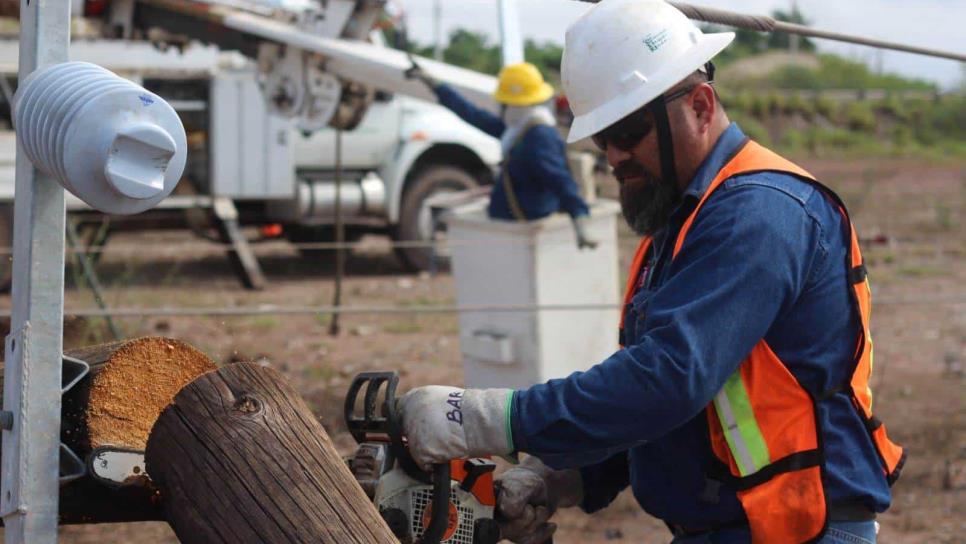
[398,386,514,470]
[496,455,584,544]
[572,215,598,250]
[404,55,438,90]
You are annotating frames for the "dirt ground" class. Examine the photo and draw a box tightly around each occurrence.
[1,157,962,543]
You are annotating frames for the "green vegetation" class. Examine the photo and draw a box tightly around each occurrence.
[759,55,936,92]
[934,204,957,231]
[250,315,280,331]
[385,7,964,159]
[896,265,951,278]
[384,321,424,334]
[397,27,564,83]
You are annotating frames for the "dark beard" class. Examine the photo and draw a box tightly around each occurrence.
[616,160,683,236]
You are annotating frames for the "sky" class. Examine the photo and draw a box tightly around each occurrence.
[395,0,965,90]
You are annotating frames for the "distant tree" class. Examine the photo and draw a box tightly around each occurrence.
[524,39,564,83]
[700,5,815,65]
[441,29,501,75]
[699,24,762,65]
[382,25,566,83]
[768,6,816,52]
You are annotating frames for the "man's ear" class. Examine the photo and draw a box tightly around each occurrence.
[690,83,716,133]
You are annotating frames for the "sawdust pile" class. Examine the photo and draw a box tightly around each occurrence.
[86,337,217,450]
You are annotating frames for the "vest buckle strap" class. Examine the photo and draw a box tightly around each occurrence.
[849,263,868,284]
[817,384,846,402]
[887,452,907,486]
[669,524,713,537]
[668,520,749,538]
[864,413,883,433]
[733,449,823,491]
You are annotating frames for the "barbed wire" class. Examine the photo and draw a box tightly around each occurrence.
[3,294,961,319]
[0,235,625,255]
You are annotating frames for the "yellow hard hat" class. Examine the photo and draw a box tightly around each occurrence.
[493,62,554,106]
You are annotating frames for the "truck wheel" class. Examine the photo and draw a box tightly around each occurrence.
[0,203,11,293]
[395,165,480,272]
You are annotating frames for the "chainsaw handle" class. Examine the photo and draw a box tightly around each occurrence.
[419,462,452,544]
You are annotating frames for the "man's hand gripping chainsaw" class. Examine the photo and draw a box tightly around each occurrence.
[344,372,502,544]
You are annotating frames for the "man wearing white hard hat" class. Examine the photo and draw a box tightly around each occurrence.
[398,1,904,542]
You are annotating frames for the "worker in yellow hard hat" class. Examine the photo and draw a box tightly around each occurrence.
[407,60,596,249]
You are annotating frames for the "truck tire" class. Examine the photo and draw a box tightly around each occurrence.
[395,165,480,272]
[0,203,11,293]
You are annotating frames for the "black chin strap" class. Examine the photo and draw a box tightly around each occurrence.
[648,95,678,190]
[643,62,717,190]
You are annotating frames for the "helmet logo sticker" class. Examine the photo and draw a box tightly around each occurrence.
[643,29,670,52]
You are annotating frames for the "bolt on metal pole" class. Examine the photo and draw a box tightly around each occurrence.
[2,0,71,542]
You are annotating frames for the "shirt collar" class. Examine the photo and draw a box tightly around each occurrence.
[682,122,747,199]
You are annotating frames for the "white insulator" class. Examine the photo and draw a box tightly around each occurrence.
[12,61,187,215]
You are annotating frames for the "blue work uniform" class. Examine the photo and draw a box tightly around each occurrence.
[509,124,892,530]
[432,84,590,221]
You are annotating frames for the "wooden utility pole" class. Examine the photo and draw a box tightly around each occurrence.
[145,362,397,544]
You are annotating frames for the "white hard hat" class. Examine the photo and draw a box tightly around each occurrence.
[562,0,735,143]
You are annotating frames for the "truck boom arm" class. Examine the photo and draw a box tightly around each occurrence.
[129,0,498,130]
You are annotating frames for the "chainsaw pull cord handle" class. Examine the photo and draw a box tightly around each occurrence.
[418,462,452,544]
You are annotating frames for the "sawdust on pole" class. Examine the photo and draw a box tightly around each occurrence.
[65,336,218,452]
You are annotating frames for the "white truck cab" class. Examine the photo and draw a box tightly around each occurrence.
[0,37,501,281]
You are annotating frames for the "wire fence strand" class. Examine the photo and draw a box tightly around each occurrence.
[4,294,961,319]
[0,235,955,256]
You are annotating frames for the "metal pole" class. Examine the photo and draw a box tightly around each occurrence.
[432,0,443,61]
[328,127,344,336]
[2,0,71,542]
[496,0,524,66]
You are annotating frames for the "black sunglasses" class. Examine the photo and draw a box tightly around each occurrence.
[590,83,703,152]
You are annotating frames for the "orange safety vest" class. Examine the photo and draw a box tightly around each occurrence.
[619,139,904,543]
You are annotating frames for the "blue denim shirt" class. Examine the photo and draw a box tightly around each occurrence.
[433,84,589,220]
[510,124,892,527]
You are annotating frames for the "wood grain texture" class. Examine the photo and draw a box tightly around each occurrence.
[145,362,396,544]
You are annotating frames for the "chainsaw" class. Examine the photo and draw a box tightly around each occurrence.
[344,372,502,544]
